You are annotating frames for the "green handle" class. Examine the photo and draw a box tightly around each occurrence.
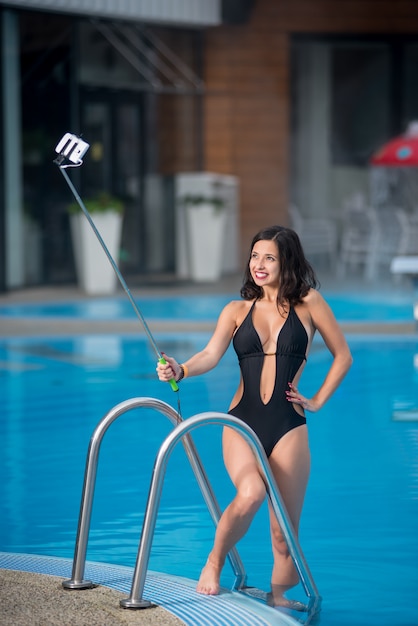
[159,356,179,392]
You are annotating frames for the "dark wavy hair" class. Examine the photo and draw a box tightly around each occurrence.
[241,225,319,307]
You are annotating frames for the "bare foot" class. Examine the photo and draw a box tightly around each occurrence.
[196,558,222,595]
[274,598,307,612]
[267,592,307,612]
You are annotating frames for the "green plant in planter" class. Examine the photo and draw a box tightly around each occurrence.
[67,191,124,215]
[181,193,226,214]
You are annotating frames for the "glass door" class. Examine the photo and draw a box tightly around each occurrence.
[80,94,175,277]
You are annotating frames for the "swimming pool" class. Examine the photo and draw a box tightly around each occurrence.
[1,328,417,626]
[0,288,415,322]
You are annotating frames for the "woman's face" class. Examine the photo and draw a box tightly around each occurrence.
[249,239,280,288]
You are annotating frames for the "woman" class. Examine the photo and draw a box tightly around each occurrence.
[157,225,352,608]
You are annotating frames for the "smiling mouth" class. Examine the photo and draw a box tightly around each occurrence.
[254,271,268,280]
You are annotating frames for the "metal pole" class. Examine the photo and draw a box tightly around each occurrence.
[58,166,178,392]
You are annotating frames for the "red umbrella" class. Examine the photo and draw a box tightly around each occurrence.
[370,122,418,166]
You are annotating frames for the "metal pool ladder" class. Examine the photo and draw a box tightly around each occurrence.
[62,397,321,622]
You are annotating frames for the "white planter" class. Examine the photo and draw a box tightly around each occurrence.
[175,172,240,279]
[186,204,227,282]
[70,212,122,295]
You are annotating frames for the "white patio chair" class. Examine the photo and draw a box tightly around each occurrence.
[397,212,418,255]
[339,205,416,280]
[391,211,418,286]
[289,205,338,265]
[338,204,380,279]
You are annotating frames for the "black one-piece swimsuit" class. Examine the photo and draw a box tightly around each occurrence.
[228,301,309,457]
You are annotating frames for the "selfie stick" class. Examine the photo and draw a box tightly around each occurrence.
[54,133,178,392]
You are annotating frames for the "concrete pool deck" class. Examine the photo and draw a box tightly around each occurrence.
[0,569,185,626]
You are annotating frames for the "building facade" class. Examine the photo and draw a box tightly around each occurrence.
[1,0,418,291]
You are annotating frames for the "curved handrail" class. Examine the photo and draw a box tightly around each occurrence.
[121,412,322,617]
[62,398,246,590]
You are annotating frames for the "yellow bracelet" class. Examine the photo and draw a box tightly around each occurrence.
[181,363,189,379]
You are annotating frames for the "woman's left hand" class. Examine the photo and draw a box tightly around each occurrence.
[286,382,318,413]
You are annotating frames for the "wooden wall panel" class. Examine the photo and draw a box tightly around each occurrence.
[205,16,289,259]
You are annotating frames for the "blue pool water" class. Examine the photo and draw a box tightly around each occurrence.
[1,316,418,624]
[0,289,415,322]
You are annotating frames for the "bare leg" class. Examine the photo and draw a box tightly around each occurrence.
[196,428,267,595]
[267,425,310,607]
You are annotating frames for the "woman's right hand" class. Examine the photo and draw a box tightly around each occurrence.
[156,353,181,382]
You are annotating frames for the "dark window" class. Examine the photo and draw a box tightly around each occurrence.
[331,43,390,166]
